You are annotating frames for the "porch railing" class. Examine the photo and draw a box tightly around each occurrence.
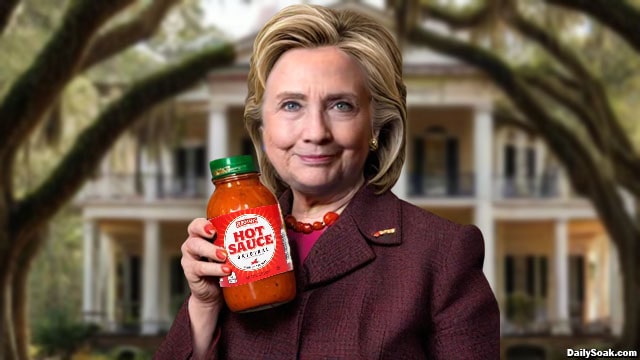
[79,173,210,200]
[406,172,563,200]
[494,174,560,199]
[408,173,475,197]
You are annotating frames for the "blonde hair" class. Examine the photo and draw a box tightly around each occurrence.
[244,4,406,196]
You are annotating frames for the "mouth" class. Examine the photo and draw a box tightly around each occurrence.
[297,154,336,165]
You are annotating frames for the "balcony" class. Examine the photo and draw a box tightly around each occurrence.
[78,173,210,201]
[408,173,475,197]
[405,172,564,201]
[495,174,560,199]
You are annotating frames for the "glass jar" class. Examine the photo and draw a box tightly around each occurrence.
[207,155,296,312]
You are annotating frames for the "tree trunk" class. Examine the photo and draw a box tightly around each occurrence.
[12,231,45,360]
[11,271,28,360]
[1,266,18,360]
[0,224,45,360]
[618,269,640,349]
[617,223,640,349]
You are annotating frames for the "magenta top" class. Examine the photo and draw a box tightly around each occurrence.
[286,228,326,263]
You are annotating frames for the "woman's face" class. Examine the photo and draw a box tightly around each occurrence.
[261,46,373,198]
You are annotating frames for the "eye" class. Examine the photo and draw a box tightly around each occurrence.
[282,101,301,111]
[333,101,354,112]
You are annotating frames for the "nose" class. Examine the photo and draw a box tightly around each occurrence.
[302,108,332,145]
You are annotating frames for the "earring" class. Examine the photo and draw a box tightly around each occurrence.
[369,137,379,151]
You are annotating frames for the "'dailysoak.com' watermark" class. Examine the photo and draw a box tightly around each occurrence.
[567,348,638,358]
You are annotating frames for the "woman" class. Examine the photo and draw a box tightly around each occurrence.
[156,4,499,359]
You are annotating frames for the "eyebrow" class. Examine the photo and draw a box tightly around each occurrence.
[275,92,359,102]
[275,92,306,101]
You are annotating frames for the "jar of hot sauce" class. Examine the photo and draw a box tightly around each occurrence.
[207,155,296,312]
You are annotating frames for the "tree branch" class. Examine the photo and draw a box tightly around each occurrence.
[522,71,605,148]
[0,0,134,168]
[407,25,640,250]
[492,104,537,135]
[80,0,179,71]
[419,0,494,29]
[546,0,640,53]
[409,26,519,94]
[524,72,640,196]
[499,3,640,195]
[0,0,20,34]
[502,3,635,148]
[546,66,580,90]
[10,43,235,236]
[501,3,618,140]
[501,1,591,82]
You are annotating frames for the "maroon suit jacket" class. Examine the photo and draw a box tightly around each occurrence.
[156,185,500,359]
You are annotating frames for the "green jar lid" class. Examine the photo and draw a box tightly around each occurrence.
[209,155,258,180]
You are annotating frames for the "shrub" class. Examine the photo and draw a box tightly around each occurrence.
[32,307,99,360]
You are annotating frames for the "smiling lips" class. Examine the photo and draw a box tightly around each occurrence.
[298,154,335,165]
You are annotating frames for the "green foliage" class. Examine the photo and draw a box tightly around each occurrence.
[32,307,99,360]
[87,0,225,83]
[28,206,83,326]
[0,0,68,87]
[506,292,536,327]
[108,346,152,360]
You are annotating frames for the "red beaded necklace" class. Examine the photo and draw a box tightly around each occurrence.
[284,211,339,234]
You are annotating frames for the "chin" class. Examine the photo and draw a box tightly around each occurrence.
[289,178,338,194]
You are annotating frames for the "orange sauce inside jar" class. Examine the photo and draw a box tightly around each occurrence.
[207,155,296,312]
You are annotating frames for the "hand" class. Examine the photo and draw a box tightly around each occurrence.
[181,218,230,356]
[181,218,231,311]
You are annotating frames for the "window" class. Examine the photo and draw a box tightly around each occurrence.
[504,144,517,178]
[411,126,460,196]
[504,255,548,299]
[505,255,515,294]
[526,256,535,296]
[526,147,536,179]
[173,145,206,195]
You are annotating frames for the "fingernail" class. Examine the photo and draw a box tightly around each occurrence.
[216,249,227,261]
[221,265,232,274]
[204,223,215,235]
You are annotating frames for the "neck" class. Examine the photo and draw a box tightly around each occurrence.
[290,177,364,223]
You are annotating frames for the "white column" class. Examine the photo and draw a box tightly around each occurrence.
[82,219,97,323]
[473,105,496,292]
[98,232,117,332]
[553,218,571,334]
[208,105,229,193]
[160,146,173,197]
[494,129,505,199]
[558,167,571,199]
[142,220,161,334]
[535,138,547,197]
[515,131,528,196]
[141,149,158,201]
[609,241,623,336]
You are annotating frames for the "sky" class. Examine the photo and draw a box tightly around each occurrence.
[202,0,385,40]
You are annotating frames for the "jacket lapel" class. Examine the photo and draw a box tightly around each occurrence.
[301,214,375,288]
[279,185,403,290]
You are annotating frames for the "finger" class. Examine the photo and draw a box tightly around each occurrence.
[182,257,232,281]
[187,218,215,239]
[182,237,228,262]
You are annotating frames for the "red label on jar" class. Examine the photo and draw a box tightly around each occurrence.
[209,204,293,287]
